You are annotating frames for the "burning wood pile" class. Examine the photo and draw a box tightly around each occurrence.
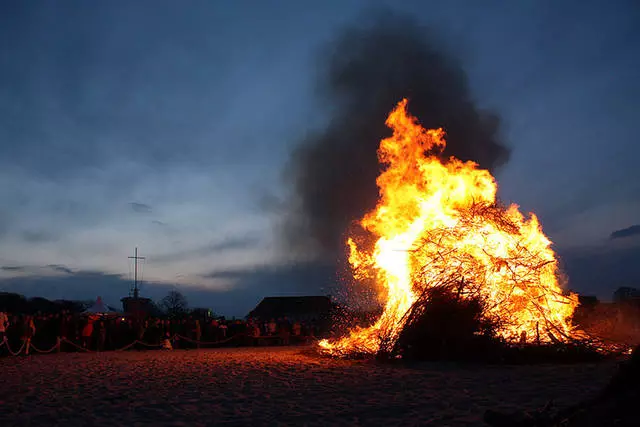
[319,99,581,358]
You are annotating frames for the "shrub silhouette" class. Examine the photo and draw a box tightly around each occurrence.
[389,284,502,361]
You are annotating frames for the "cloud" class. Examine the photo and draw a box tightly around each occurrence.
[152,235,263,264]
[203,261,333,283]
[610,224,640,240]
[47,264,74,274]
[1,264,76,276]
[559,244,640,300]
[202,261,337,304]
[129,202,152,213]
[1,266,24,272]
[22,229,58,243]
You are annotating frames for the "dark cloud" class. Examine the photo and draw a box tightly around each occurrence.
[560,245,640,300]
[22,229,58,243]
[152,235,262,264]
[203,261,335,285]
[610,224,640,240]
[47,264,74,274]
[2,264,73,275]
[1,266,24,272]
[202,261,336,304]
[152,220,167,226]
[284,11,509,259]
[130,202,152,213]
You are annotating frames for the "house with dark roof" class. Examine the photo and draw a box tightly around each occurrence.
[247,295,335,322]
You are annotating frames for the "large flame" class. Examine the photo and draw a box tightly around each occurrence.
[320,99,579,356]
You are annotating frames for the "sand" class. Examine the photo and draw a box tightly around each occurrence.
[0,347,618,426]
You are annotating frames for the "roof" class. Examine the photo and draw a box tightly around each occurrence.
[248,296,334,319]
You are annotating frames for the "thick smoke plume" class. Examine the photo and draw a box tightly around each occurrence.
[286,13,510,260]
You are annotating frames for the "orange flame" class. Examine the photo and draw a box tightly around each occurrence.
[320,99,579,356]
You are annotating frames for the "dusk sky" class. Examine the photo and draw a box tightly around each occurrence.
[1,0,639,316]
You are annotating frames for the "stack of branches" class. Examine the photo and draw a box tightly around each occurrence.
[377,201,601,361]
[385,279,502,361]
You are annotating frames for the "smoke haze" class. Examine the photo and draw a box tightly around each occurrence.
[286,13,510,260]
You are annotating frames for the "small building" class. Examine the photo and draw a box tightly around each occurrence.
[247,295,335,323]
[613,287,640,304]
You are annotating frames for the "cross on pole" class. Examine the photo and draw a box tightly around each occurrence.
[128,247,145,299]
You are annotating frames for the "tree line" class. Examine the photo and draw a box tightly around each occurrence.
[0,290,211,318]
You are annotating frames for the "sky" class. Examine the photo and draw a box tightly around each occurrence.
[0,0,639,316]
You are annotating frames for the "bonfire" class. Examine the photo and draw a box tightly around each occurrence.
[320,99,579,357]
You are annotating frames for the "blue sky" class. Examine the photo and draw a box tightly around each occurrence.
[0,0,638,316]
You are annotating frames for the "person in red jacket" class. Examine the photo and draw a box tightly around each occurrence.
[81,319,94,350]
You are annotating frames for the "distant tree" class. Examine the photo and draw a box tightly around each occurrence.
[147,300,163,317]
[160,290,188,317]
[28,297,58,314]
[54,299,87,313]
[0,292,28,313]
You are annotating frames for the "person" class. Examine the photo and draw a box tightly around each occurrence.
[0,311,8,344]
[162,336,173,350]
[279,317,292,346]
[249,321,261,346]
[97,320,107,351]
[268,318,277,336]
[292,321,302,337]
[22,315,36,356]
[81,319,94,349]
[218,321,228,340]
[194,320,202,349]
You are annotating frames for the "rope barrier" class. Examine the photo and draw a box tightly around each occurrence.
[173,333,238,346]
[132,340,164,348]
[61,338,92,352]
[30,341,60,354]
[113,341,138,352]
[1,332,311,357]
[5,339,26,356]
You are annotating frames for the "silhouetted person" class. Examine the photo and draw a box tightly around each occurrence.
[0,311,8,345]
[279,317,292,346]
[22,315,36,355]
[194,320,201,349]
[268,319,277,336]
[81,319,93,349]
[219,321,228,339]
[96,320,107,351]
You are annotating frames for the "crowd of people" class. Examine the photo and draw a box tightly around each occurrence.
[0,310,323,356]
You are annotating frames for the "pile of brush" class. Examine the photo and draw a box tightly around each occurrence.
[383,285,501,362]
[378,283,604,364]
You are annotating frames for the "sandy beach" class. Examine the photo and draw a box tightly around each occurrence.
[0,347,618,426]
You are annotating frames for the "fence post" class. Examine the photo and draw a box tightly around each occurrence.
[57,337,61,353]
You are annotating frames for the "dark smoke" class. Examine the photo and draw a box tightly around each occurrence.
[285,13,510,260]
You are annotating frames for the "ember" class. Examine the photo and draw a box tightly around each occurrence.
[320,99,579,357]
